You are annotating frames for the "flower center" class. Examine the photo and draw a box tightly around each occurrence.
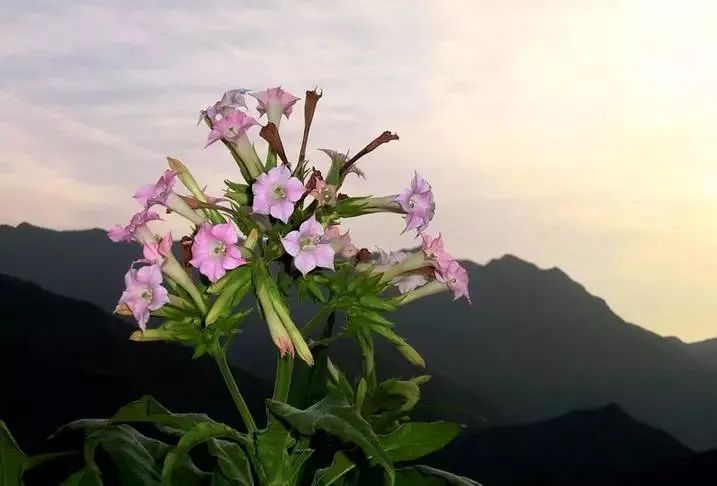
[213,242,227,256]
[408,196,416,209]
[300,235,321,250]
[140,289,153,302]
[272,184,286,200]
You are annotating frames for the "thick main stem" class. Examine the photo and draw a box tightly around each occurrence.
[214,351,257,434]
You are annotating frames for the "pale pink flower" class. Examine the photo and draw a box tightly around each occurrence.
[199,88,250,124]
[251,87,300,125]
[206,110,259,147]
[141,233,172,265]
[323,226,357,258]
[378,249,428,294]
[107,210,161,245]
[435,256,471,303]
[420,233,447,262]
[251,166,305,223]
[310,179,338,207]
[134,170,177,207]
[189,223,247,282]
[281,216,335,275]
[134,170,205,225]
[118,264,170,329]
[395,172,435,233]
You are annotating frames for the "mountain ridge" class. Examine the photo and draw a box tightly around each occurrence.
[3,222,717,451]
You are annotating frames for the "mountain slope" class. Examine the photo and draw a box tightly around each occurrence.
[389,255,717,450]
[424,404,696,486]
[685,338,717,372]
[0,222,137,312]
[2,223,717,450]
[0,273,269,456]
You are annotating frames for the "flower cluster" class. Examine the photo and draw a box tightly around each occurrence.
[107,85,470,364]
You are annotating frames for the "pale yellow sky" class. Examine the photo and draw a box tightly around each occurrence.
[0,1,715,340]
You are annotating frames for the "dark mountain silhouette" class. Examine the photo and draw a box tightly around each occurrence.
[684,338,717,372]
[0,272,269,460]
[0,222,137,312]
[3,272,716,485]
[2,222,717,452]
[621,449,717,486]
[424,403,698,486]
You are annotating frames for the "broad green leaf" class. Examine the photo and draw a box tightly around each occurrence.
[363,378,424,432]
[207,439,253,486]
[83,425,164,485]
[287,443,313,485]
[25,451,77,471]
[0,420,25,486]
[61,466,102,486]
[312,451,356,486]
[395,465,481,485]
[51,419,108,439]
[162,422,246,486]
[254,422,295,486]
[267,396,394,484]
[378,422,461,462]
[111,395,213,435]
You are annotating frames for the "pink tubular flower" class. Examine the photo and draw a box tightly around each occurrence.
[378,249,429,294]
[251,166,305,223]
[134,170,206,225]
[141,233,172,265]
[118,264,170,329]
[281,216,335,275]
[206,110,259,147]
[199,88,250,124]
[323,226,357,258]
[251,87,300,125]
[420,233,447,262]
[189,223,247,283]
[134,170,177,207]
[108,210,161,245]
[435,256,471,303]
[395,172,435,233]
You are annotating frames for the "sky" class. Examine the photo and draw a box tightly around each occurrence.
[1,0,716,341]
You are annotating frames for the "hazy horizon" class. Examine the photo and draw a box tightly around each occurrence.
[1,1,716,341]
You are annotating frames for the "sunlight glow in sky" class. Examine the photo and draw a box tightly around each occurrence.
[1,0,716,341]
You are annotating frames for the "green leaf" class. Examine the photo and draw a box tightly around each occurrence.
[83,425,165,485]
[207,439,253,486]
[378,422,461,462]
[363,378,422,429]
[312,451,356,486]
[25,451,78,471]
[51,419,108,439]
[111,395,213,435]
[253,422,295,486]
[61,467,103,486]
[267,396,394,484]
[162,422,247,486]
[0,420,25,486]
[395,465,481,485]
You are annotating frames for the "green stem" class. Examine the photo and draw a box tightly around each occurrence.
[273,354,294,402]
[214,350,257,434]
[301,305,335,337]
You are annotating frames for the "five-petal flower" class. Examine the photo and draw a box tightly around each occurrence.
[251,166,305,223]
[281,216,335,275]
[189,223,247,282]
